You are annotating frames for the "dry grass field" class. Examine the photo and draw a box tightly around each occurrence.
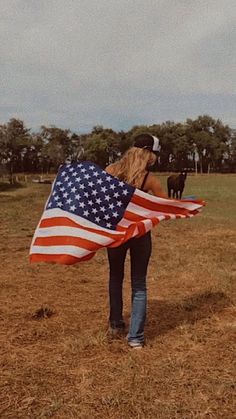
[0,174,235,419]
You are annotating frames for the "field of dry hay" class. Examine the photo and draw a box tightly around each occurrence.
[0,174,235,418]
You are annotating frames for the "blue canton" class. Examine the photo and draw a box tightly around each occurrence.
[46,161,135,230]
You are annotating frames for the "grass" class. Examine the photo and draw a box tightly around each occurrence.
[0,174,235,418]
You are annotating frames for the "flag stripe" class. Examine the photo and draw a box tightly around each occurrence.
[31,244,94,258]
[34,235,114,251]
[123,210,148,222]
[108,223,139,246]
[40,208,123,235]
[126,202,179,219]
[136,220,150,236]
[134,189,204,210]
[40,216,124,240]
[131,193,201,215]
[35,225,117,244]
[30,252,95,265]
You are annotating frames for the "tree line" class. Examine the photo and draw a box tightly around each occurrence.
[0,115,235,181]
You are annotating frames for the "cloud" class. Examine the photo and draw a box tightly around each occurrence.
[1,0,236,131]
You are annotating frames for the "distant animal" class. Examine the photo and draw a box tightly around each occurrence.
[167,172,187,199]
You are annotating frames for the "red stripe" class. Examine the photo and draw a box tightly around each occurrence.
[131,194,200,216]
[109,224,137,247]
[30,252,95,265]
[152,218,160,227]
[33,236,104,251]
[124,211,177,225]
[39,217,123,240]
[117,216,159,231]
[136,222,147,237]
[123,210,147,222]
[116,225,127,232]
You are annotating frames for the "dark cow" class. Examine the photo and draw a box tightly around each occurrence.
[167,172,187,199]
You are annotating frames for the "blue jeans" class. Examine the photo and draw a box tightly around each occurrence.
[107,232,152,344]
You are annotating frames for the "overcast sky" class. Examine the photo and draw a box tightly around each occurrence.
[1,0,236,132]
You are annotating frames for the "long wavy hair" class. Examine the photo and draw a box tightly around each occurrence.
[107,147,157,188]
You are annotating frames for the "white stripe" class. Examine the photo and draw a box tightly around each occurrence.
[117,218,133,227]
[142,219,153,232]
[125,202,186,221]
[42,208,123,235]
[31,245,93,258]
[35,226,115,245]
[134,189,202,211]
[118,215,153,235]
[127,202,169,220]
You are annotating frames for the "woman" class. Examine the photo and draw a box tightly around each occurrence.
[105,133,167,349]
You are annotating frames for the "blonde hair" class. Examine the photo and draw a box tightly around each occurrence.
[108,147,157,188]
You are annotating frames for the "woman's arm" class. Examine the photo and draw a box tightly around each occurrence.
[144,173,168,198]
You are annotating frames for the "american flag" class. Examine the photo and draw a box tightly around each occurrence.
[30,161,205,265]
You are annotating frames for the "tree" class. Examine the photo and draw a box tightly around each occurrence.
[40,126,72,172]
[0,115,234,175]
[22,133,44,173]
[157,121,177,171]
[0,118,31,182]
[226,130,236,172]
[84,127,120,167]
[186,115,231,173]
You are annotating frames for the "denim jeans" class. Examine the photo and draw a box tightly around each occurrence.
[107,232,152,344]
